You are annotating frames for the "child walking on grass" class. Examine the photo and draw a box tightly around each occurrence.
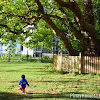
[19,75,29,94]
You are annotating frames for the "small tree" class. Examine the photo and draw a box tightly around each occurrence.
[5,41,20,62]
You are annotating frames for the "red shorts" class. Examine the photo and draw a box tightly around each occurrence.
[19,87,25,93]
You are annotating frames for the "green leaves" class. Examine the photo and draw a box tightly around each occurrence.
[0,5,3,11]
[71,40,82,52]
[0,0,99,55]
[21,20,55,50]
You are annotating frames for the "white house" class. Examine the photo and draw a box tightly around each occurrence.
[0,43,33,56]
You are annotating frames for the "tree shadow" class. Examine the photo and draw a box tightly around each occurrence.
[0,92,99,100]
[25,68,46,70]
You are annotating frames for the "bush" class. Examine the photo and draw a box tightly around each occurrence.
[43,56,50,60]
[42,56,53,63]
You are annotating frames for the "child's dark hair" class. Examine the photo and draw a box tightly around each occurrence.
[21,75,25,78]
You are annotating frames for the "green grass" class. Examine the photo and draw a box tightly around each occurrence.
[0,62,100,100]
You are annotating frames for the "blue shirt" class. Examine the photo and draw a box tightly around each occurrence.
[19,78,29,88]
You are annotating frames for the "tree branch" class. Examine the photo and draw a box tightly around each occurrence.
[54,0,96,38]
[58,7,83,40]
[0,33,4,38]
[43,14,79,55]
[0,24,18,34]
[25,1,30,11]
[34,0,44,14]
[0,24,31,37]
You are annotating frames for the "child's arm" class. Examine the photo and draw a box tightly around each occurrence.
[26,80,29,86]
[26,82,29,86]
[27,83,29,86]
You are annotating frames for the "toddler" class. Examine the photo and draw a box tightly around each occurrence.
[19,75,29,94]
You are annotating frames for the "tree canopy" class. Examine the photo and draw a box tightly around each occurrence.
[0,0,100,56]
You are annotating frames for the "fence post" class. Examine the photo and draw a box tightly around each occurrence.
[79,53,81,74]
[79,52,84,74]
[81,53,84,73]
[61,50,63,71]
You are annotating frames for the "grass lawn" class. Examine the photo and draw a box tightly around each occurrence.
[0,62,100,100]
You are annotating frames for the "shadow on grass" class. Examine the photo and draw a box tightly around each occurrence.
[0,92,99,100]
[34,80,83,83]
[25,68,47,69]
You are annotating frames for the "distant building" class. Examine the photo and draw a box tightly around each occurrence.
[0,43,33,56]
[0,37,68,57]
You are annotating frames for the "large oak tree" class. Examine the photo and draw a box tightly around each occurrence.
[0,0,100,56]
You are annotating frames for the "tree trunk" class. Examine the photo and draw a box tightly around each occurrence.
[82,0,99,56]
[83,35,99,56]
[83,0,94,25]
[8,51,10,62]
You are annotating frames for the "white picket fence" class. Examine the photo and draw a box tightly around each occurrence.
[53,54,100,74]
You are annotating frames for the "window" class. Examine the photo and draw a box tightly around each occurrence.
[21,46,23,51]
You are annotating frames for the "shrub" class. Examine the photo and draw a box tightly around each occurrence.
[43,56,50,60]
